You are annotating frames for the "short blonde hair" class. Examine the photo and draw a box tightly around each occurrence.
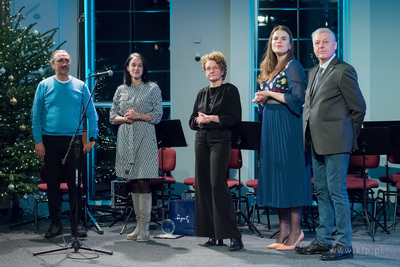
[201,51,227,80]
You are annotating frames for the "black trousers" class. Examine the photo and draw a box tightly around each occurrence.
[194,129,241,239]
[42,135,85,224]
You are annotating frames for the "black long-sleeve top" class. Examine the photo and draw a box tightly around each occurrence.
[189,83,242,131]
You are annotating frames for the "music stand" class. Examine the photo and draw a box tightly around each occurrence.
[156,119,188,148]
[352,127,391,241]
[155,119,187,221]
[231,121,264,238]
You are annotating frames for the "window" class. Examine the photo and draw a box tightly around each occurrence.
[85,0,170,202]
[255,0,342,116]
[256,0,341,74]
[254,0,342,174]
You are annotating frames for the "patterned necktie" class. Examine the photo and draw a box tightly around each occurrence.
[311,67,323,94]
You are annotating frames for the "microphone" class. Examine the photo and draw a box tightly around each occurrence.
[93,70,113,77]
[86,70,113,79]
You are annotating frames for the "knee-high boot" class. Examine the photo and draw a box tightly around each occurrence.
[137,193,152,242]
[126,193,141,240]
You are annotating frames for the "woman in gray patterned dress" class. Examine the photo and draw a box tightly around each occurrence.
[109,53,163,242]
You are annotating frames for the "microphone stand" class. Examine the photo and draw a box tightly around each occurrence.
[33,78,112,257]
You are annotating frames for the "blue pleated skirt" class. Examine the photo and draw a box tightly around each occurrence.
[256,103,312,208]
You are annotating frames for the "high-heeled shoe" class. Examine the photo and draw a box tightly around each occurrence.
[267,239,287,249]
[276,230,304,251]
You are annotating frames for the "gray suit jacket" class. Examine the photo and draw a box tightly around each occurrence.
[303,56,366,155]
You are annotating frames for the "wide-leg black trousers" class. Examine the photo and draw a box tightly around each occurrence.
[194,129,241,239]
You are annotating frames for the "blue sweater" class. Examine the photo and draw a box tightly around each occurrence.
[31,76,99,143]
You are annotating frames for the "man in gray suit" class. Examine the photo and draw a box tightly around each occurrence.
[296,28,366,260]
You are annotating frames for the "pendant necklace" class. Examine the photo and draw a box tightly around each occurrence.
[208,85,221,110]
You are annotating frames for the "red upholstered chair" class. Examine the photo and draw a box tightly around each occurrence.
[374,152,400,229]
[346,154,380,221]
[379,152,400,183]
[217,149,248,216]
[183,177,195,197]
[245,179,271,229]
[184,177,195,186]
[150,147,179,218]
[34,163,74,232]
[390,181,400,229]
[374,180,400,231]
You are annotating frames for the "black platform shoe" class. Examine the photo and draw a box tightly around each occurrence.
[203,237,224,247]
[228,237,244,251]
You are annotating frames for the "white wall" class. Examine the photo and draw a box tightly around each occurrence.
[11,0,79,76]
[369,0,400,121]
[347,0,371,120]
[349,0,400,122]
[171,0,254,185]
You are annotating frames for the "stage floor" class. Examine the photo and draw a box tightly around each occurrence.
[1,210,399,267]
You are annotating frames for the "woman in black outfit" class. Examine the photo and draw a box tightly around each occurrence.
[189,51,243,251]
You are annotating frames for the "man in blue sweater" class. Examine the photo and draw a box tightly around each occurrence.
[31,50,99,238]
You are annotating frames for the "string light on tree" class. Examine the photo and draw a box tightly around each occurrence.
[0,5,66,211]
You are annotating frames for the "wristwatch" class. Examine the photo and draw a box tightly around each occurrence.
[89,137,96,142]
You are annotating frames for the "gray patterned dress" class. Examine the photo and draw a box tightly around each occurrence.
[109,82,163,179]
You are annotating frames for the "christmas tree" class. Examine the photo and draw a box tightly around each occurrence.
[0,4,65,214]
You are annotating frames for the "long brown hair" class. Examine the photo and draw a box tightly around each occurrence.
[257,25,294,84]
[123,53,149,86]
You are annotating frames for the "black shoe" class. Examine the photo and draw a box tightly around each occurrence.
[228,237,244,251]
[296,239,332,255]
[71,224,87,238]
[203,237,224,247]
[320,244,353,261]
[45,221,63,238]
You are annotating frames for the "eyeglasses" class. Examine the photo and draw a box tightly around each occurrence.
[204,66,220,72]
